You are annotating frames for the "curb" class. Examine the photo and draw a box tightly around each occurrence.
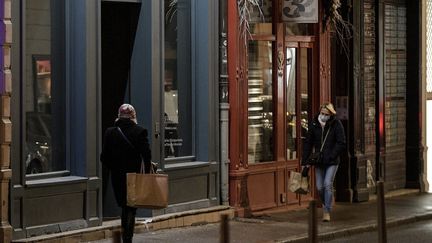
[12,206,234,243]
[276,212,432,243]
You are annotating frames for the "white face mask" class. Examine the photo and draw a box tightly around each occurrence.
[318,114,330,123]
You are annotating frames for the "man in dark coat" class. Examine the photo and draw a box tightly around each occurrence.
[100,104,151,243]
[302,102,346,222]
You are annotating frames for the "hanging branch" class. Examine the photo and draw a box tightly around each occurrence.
[323,0,353,60]
[238,0,264,46]
[166,0,178,23]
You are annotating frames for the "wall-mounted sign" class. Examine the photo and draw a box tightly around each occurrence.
[282,0,318,23]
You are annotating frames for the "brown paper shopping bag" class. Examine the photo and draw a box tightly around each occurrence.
[127,162,168,209]
[288,171,309,195]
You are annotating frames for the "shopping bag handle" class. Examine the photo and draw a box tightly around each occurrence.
[140,161,156,174]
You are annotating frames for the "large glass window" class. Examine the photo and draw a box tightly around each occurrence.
[286,48,297,160]
[24,0,66,174]
[164,0,192,158]
[286,47,311,160]
[248,41,274,163]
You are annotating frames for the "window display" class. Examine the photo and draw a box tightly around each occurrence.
[248,41,274,163]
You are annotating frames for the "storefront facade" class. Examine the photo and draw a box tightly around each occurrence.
[227,0,425,216]
[0,0,12,241]
[227,0,334,215]
[7,0,220,240]
[348,0,424,202]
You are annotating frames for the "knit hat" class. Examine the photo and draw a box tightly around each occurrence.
[118,104,136,119]
[320,102,337,115]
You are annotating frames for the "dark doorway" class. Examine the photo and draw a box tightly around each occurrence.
[101,1,140,218]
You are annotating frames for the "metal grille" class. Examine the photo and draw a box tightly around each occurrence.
[364,0,376,151]
[427,0,432,95]
[384,3,406,148]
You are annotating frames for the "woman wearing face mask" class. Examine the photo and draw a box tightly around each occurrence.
[302,102,346,222]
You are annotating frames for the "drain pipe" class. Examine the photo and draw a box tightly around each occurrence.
[219,0,230,205]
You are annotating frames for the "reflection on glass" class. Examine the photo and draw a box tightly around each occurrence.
[164,0,192,158]
[249,0,272,23]
[250,23,273,35]
[25,0,65,174]
[285,23,314,36]
[300,48,310,138]
[248,41,274,163]
[286,48,297,160]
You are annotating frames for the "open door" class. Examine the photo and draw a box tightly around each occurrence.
[101,1,141,218]
[285,40,316,205]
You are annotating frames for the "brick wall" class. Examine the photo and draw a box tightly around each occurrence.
[0,0,12,242]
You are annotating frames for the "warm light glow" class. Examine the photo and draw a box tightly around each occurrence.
[427,101,432,192]
[426,0,432,192]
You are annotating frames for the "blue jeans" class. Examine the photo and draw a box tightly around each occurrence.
[315,165,339,213]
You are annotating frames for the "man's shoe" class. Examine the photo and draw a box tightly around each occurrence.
[323,212,330,222]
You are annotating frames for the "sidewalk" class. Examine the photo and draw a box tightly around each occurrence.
[14,190,432,243]
[97,190,432,243]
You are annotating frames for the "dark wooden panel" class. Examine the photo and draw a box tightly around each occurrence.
[287,169,300,205]
[11,199,22,230]
[25,179,87,197]
[209,172,217,199]
[248,172,277,210]
[87,177,102,190]
[169,174,209,204]
[24,192,84,226]
[276,169,286,206]
[384,148,406,190]
[164,162,218,208]
[88,190,98,218]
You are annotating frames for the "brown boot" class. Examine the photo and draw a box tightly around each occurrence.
[323,212,330,222]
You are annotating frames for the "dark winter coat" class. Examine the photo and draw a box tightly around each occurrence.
[100,118,151,207]
[302,115,346,166]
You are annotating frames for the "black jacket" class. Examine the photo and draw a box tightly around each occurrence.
[302,115,346,166]
[100,118,151,207]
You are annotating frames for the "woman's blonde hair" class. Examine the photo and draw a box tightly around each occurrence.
[320,102,336,115]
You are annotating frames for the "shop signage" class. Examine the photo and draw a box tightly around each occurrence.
[281,0,318,23]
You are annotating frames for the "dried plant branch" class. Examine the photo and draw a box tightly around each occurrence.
[238,0,264,46]
[324,0,353,60]
[166,0,178,23]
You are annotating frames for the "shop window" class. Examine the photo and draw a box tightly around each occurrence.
[164,0,193,158]
[23,0,66,175]
[286,47,311,160]
[248,40,274,163]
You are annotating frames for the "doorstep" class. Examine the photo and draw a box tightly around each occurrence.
[12,205,234,243]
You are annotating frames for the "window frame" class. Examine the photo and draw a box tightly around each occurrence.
[161,0,197,164]
[17,0,71,180]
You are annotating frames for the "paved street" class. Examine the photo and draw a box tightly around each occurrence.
[90,192,432,243]
[92,218,309,243]
[325,219,432,243]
